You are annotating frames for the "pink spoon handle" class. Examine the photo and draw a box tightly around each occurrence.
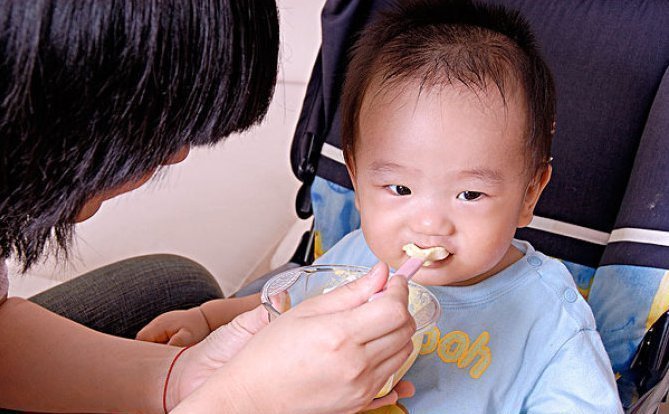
[369,257,425,301]
[395,257,425,281]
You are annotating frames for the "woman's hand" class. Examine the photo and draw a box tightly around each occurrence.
[164,302,272,409]
[168,262,416,414]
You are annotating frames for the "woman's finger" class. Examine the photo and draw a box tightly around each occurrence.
[202,306,270,362]
[295,262,389,316]
[344,276,413,344]
[363,321,416,364]
[369,339,416,391]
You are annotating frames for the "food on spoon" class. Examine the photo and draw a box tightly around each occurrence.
[402,243,449,265]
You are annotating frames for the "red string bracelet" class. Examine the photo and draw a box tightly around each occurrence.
[163,346,191,414]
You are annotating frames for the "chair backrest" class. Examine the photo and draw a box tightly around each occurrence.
[290,0,669,408]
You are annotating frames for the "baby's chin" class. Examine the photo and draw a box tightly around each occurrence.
[409,261,478,286]
[413,266,499,287]
[410,268,452,286]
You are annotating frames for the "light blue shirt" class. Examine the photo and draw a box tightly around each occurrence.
[316,229,623,413]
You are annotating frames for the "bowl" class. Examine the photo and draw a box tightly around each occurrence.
[261,264,441,398]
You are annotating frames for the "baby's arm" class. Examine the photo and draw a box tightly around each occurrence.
[136,293,261,346]
[199,293,261,330]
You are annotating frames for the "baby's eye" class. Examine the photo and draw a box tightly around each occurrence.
[387,185,412,196]
[457,191,483,201]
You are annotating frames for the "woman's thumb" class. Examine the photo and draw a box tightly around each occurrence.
[226,305,270,336]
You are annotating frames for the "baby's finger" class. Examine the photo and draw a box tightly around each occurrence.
[391,380,415,399]
[168,329,194,347]
[362,381,415,411]
[361,390,399,411]
[135,325,170,343]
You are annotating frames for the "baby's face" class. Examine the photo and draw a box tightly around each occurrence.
[350,81,547,286]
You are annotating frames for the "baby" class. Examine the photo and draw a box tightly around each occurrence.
[138,0,623,411]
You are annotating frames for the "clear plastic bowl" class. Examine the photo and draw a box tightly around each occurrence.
[261,264,441,398]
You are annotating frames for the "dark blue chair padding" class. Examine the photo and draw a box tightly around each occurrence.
[602,66,669,267]
[291,0,669,269]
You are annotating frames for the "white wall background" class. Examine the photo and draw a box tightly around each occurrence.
[9,0,326,298]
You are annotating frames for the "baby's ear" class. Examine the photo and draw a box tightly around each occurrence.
[346,161,361,211]
[517,164,552,228]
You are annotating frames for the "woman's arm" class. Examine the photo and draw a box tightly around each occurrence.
[1,263,415,414]
[0,297,175,413]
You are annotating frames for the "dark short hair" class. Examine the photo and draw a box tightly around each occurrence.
[341,0,555,173]
[0,0,279,269]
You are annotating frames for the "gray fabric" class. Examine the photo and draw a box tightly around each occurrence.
[29,254,223,339]
[627,369,669,414]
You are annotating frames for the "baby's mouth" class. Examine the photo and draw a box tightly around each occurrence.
[402,243,450,266]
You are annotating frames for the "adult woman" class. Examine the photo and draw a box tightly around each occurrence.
[0,1,415,412]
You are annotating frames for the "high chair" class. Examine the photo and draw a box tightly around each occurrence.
[242,1,669,411]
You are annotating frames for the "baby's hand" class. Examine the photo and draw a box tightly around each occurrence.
[135,307,211,346]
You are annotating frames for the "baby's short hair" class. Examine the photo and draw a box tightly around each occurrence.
[341,0,556,173]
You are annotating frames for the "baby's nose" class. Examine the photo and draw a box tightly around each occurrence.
[411,204,454,236]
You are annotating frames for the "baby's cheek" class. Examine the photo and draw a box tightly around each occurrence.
[481,237,514,267]
[367,238,396,266]
[362,215,404,262]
